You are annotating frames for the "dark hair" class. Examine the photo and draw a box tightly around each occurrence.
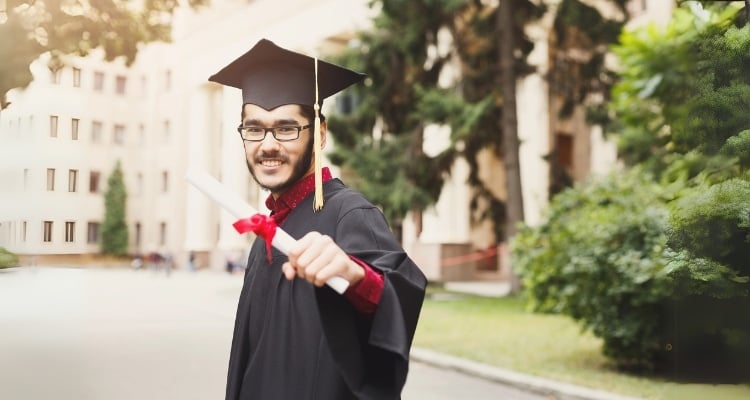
[240,103,326,124]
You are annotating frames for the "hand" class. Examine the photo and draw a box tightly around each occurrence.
[282,232,365,288]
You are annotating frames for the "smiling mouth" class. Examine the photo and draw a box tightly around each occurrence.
[260,160,283,167]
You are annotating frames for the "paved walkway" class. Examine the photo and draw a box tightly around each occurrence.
[0,267,642,400]
[444,280,512,297]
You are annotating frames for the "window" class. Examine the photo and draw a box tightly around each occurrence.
[627,0,647,15]
[50,115,58,137]
[68,169,78,192]
[161,171,169,193]
[114,124,125,144]
[65,221,75,243]
[71,118,80,140]
[23,169,29,191]
[135,173,143,196]
[159,222,167,246]
[164,70,172,91]
[134,222,142,247]
[89,171,100,193]
[93,71,104,92]
[115,75,127,95]
[50,68,61,84]
[555,133,574,169]
[87,222,100,244]
[91,121,103,143]
[46,168,55,191]
[138,124,146,145]
[140,75,147,96]
[73,67,81,88]
[163,120,171,143]
[43,221,53,242]
[336,92,358,115]
[21,221,27,242]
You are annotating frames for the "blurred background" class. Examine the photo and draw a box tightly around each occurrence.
[1,1,748,399]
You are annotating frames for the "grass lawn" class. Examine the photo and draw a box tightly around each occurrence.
[412,288,750,400]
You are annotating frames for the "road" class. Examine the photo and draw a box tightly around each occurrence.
[0,267,544,400]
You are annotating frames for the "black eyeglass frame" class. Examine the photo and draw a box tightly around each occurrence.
[236,124,311,142]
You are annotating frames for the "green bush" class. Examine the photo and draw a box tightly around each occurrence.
[0,247,19,269]
[512,169,674,370]
[512,171,750,379]
[660,176,750,381]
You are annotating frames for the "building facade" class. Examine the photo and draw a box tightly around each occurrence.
[0,0,673,278]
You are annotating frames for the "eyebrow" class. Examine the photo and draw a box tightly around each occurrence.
[242,118,301,126]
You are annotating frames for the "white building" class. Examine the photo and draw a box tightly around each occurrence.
[0,0,673,278]
[0,0,375,269]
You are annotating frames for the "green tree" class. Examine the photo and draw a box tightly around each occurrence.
[515,2,750,378]
[610,1,750,295]
[610,2,750,177]
[0,0,207,107]
[101,160,128,256]
[327,0,544,241]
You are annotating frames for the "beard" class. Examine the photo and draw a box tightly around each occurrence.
[245,137,314,194]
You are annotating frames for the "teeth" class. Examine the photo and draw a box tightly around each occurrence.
[261,160,282,167]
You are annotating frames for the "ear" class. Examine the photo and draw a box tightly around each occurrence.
[319,120,327,150]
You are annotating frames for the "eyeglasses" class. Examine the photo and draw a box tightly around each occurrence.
[236,124,311,142]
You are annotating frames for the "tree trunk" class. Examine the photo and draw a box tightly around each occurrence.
[497,0,524,292]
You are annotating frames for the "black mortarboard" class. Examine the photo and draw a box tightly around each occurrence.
[208,38,365,110]
[208,38,365,211]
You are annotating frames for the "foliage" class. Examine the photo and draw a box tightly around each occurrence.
[511,169,675,370]
[0,247,19,269]
[328,0,544,239]
[666,176,750,297]
[515,3,750,377]
[101,160,128,256]
[0,0,208,107]
[610,3,750,177]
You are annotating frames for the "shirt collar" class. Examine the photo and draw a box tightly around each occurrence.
[265,167,333,216]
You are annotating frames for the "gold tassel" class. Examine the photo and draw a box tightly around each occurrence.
[313,57,324,211]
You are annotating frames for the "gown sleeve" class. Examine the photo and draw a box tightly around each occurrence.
[314,200,427,399]
[343,256,384,315]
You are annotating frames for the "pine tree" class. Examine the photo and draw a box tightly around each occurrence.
[327,0,544,242]
[101,161,129,257]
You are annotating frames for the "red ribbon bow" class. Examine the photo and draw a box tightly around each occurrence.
[233,214,277,263]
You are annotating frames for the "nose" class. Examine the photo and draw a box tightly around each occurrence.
[258,129,281,152]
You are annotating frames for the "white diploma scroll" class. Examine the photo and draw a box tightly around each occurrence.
[185,168,350,294]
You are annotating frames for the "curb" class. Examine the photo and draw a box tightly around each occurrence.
[410,347,645,400]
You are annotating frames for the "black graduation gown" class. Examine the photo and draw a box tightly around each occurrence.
[225,179,427,400]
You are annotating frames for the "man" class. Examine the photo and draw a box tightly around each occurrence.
[209,39,427,399]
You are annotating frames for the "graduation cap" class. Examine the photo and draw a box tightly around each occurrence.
[209,39,365,211]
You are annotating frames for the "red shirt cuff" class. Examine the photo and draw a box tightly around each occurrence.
[343,256,384,315]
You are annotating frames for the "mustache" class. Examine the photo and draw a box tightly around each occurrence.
[254,152,289,163]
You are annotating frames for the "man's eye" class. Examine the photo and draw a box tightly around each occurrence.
[277,126,297,133]
[244,127,264,133]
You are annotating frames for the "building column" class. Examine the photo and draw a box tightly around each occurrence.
[184,84,218,258]
[216,87,252,269]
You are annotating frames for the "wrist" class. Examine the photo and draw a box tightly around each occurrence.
[348,259,366,285]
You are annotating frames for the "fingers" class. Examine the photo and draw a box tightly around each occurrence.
[282,261,296,280]
[285,232,351,287]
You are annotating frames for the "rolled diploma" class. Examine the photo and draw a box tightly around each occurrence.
[185,168,349,294]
